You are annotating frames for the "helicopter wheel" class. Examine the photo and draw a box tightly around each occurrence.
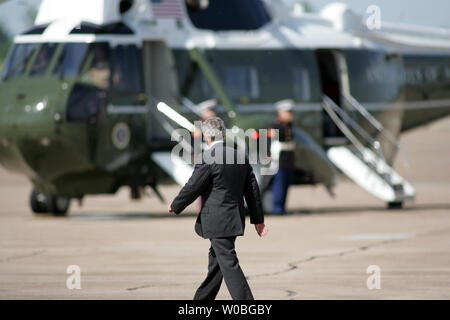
[387,201,404,210]
[30,189,49,214]
[46,196,71,216]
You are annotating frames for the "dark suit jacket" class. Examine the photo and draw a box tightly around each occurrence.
[170,142,264,239]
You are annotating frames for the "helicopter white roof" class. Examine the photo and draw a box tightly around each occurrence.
[35,0,122,26]
[23,0,450,53]
[124,0,371,50]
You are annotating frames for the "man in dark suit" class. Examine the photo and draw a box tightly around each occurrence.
[169,117,268,300]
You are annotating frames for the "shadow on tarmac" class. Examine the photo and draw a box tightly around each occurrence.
[67,212,198,220]
[57,203,450,221]
[287,203,450,216]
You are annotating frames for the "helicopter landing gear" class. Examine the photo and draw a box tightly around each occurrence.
[387,201,404,210]
[30,189,71,216]
[30,189,48,214]
[46,196,71,216]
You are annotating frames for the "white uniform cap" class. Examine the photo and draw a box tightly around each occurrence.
[275,99,294,112]
[197,98,218,112]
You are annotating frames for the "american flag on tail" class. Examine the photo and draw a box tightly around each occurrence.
[151,0,185,18]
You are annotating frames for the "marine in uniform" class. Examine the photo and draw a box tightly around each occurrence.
[270,99,296,215]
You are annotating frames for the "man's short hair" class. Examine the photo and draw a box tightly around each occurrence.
[202,117,226,141]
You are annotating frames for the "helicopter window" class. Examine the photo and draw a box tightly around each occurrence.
[344,50,401,102]
[186,0,271,31]
[53,43,88,77]
[82,43,111,90]
[1,43,38,79]
[66,83,106,121]
[221,66,259,101]
[30,43,58,76]
[173,49,320,104]
[111,44,143,93]
[292,68,311,101]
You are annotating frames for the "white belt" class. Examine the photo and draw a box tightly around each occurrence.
[270,141,296,161]
[278,141,295,151]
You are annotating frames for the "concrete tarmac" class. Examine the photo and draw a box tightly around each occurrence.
[1,118,450,299]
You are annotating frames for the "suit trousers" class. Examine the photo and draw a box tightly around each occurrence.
[193,237,254,300]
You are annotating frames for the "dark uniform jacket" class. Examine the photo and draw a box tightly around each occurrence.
[170,142,264,239]
[272,120,295,170]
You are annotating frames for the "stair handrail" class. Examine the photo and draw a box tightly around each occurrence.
[145,94,194,155]
[322,95,398,183]
[325,96,387,162]
[343,93,415,188]
[343,94,399,148]
[322,95,367,156]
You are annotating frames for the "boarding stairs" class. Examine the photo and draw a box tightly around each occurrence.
[322,94,415,205]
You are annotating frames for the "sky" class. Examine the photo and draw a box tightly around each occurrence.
[309,0,450,28]
[0,0,41,36]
